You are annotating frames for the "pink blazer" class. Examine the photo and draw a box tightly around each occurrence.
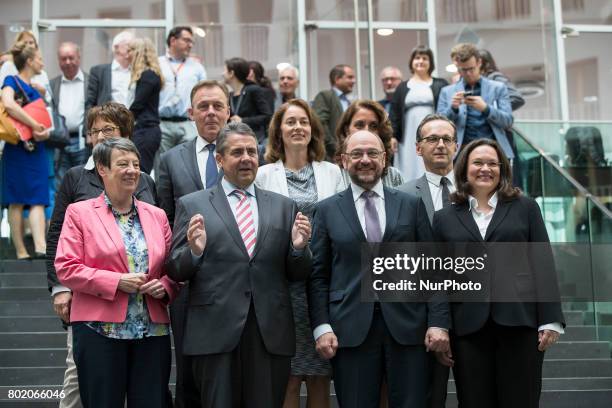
[55,194,178,324]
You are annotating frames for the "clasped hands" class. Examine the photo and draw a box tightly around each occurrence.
[118,273,167,299]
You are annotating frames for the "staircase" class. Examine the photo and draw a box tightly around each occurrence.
[1,259,612,407]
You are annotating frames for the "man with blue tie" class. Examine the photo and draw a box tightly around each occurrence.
[157,79,228,408]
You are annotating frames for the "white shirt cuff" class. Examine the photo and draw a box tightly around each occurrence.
[313,324,334,341]
[538,322,564,334]
[51,285,71,297]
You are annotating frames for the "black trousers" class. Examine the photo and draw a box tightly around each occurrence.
[452,318,544,408]
[427,353,450,408]
[191,303,291,408]
[133,125,161,174]
[72,322,171,408]
[331,307,428,408]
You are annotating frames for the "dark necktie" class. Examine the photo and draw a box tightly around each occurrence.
[440,176,451,208]
[205,143,218,189]
[362,191,382,242]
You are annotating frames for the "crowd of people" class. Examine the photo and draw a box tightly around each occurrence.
[0,26,565,408]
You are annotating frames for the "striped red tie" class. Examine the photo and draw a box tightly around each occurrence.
[233,190,256,257]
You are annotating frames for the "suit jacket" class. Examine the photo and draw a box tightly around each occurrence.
[55,194,178,323]
[390,77,448,142]
[398,174,435,224]
[166,183,312,356]
[157,138,203,227]
[308,186,449,348]
[437,77,514,158]
[232,82,273,142]
[312,89,343,160]
[85,63,112,112]
[431,195,565,336]
[255,160,344,200]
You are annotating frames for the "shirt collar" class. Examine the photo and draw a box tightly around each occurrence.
[61,69,84,83]
[166,52,186,63]
[111,59,129,71]
[332,87,346,98]
[351,179,385,203]
[468,192,498,212]
[84,156,95,170]
[196,136,217,153]
[221,177,256,198]
[425,170,455,188]
[462,77,482,90]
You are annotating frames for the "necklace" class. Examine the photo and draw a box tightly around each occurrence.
[113,206,134,217]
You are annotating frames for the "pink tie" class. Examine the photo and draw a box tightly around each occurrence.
[233,190,256,257]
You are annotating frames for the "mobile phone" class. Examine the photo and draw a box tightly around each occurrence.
[463,90,474,97]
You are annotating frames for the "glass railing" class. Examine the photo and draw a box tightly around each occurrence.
[513,126,612,339]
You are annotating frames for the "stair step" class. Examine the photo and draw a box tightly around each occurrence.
[0,301,55,317]
[0,288,53,302]
[542,359,612,378]
[564,310,588,325]
[0,349,66,367]
[447,377,612,392]
[563,326,612,341]
[445,390,612,408]
[0,333,66,348]
[0,273,47,288]
[0,261,46,274]
[0,317,63,332]
[546,341,611,359]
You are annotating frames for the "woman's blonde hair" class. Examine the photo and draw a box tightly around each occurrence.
[129,38,164,88]
[14,31,38,49]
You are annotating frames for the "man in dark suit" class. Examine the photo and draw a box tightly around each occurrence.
[157,79,229,407]
[308,130,450,407]
[399,114,458,408]
[85,31,134,112]
[50,42,89,187]
[167,122,312,407]
[312,64,356,161]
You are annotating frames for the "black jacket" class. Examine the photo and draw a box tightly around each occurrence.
[46,165,157,291]
[230,81,273,143]
[130,69,161,129]
[390,77,448,142]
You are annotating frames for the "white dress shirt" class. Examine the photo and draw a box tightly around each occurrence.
[111,59,131,106]
[58,69,85,132]
[195,136,220,188]
[468,193,563,334]
[333,86,351,112]
[426,170,456,212]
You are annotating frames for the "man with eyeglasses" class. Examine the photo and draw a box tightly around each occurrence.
[155,26,208,179]
[437,43,514,160]
[377,66,403,113]
[399,113,458,408]
[308,130,450,407]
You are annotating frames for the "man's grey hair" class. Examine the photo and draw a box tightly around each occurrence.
[216,122,257,155]
[279,64,299,80]
[93,138,140,169]
[379,66,403,79]
[112,30,135,47]
[58,41,80,56]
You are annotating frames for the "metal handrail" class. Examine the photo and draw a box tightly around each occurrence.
[512,126,612,220]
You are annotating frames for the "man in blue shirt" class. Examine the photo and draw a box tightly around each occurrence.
[437,43,514,159]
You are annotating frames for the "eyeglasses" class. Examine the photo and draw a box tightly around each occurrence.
[178,37,194,45]
[470,160,501,169]
[344,149,384,160]
[457,65,478,74]
[419,136,456,146]
[87,126,120,137]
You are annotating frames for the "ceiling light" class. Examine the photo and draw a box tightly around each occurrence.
[445,64,458,73]
[276,62,291,71]
[376,29,394,36]
[192,27,206,38]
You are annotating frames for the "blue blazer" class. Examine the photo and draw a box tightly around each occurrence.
[437,77,514,158]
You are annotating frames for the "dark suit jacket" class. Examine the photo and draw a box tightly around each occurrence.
[312,89,343,160]
[398,174,435,224]
[390,77,448,142]
[432,195,565,336]
[308,186,449,348]
[46,165,157,291]
[232,82,273,143]
[166,183,312,356]
[85,63,112,112]
[157,138,203,227]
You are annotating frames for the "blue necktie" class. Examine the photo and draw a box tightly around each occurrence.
[205,143,218,189]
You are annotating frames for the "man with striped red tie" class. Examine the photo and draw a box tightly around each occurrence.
[167,122,313,408]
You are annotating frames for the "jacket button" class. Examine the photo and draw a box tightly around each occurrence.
[244,291,251,298]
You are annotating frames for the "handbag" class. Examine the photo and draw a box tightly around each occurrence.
[46,103,70,149]
[0,102,20,145]
[9,76,52,152]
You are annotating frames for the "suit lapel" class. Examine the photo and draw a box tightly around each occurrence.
[382,188,400,241]
[416,175,435,224]
[337,187,366,242]
[93,196,130,272]
[251,186,271,259]
[181,139,204,190]
[484,199,511,241]
[455,203,484,242]
[209,183,248,256]
[136,201,158,272]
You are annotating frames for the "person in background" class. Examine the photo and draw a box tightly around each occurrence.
[46,102,157,408]
[1,41,50,260]
[275,64,299,110]
[55,137,177,408]
[390,45,448,181]
[312,64,356,161]
[50,42,89,188]
[478,49,525,112]
[256,99,343,408]
[335,99,404,188]
[248,60,276,112]
[377,66,402,113]
[156,26,207,176]
[127,38,164,174]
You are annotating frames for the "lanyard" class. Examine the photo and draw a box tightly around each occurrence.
[230,91,245,115]
[167,56,186,88]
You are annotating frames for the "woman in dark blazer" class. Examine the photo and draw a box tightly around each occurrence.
[390,45,448,180]
[432,139,565,408]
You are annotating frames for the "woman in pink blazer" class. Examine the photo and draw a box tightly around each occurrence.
[55,138,177,408]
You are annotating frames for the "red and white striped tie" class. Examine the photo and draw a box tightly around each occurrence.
[233,190,256,257]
